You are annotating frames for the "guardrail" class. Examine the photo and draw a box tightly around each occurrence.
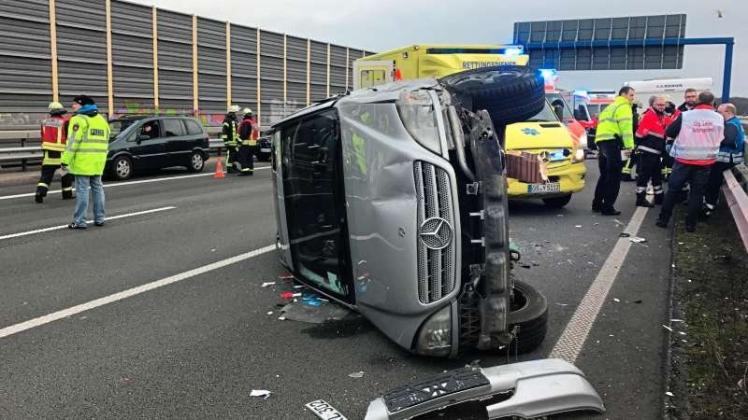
[723,163,748,253]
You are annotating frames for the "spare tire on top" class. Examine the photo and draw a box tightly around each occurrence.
[439,66,546,126]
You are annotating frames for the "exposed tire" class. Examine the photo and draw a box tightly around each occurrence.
[508,280,548,354]
[542,194,572,208]
[112,155,133,181]
[439,66,546,126]
[187,151,205,173]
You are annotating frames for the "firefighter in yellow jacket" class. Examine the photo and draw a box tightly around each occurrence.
[61,95,110,229]
[222,105,241,173]
[591,86,636,216]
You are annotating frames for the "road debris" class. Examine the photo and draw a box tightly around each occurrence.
[618,232,631,238]
[613,298,621,303]
[306,400,348,420]
[575,225,583,228]
[555,302,569,307]
[348,371,365,378]
[665,391,674,397]
[662,325,673,332]
[628,236,647,244]
[261,281,276,288]
[250,389,272,399]
[614,219,625,226]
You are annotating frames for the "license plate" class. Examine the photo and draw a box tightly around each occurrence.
[528,182,561,193]
[260,147,271,153]
[305,400,348,420]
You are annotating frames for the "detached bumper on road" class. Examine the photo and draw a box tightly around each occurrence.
[508,162,586,198]
[365,358,604,419]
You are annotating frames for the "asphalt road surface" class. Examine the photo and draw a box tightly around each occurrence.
[0,160,673,419]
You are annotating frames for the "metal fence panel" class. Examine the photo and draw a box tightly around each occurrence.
[158,69,192,98]
[330,45,347,67]
[287,82,305,104]
[158,40,192,70]
[198,17,224,49]
[57,0,105,30]
[260,30,283,57]
[157,9,192,43]
[111,0,151,37]
[112,33,152,68]
[330,66,346,89]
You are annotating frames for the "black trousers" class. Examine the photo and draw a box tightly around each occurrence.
[37,164,73,198]
[593,140,623,211]
[658,161,711,227]
[226,145,239,170]
[704,161,734,206]
[636,152,663,196]
[237,144,255,174]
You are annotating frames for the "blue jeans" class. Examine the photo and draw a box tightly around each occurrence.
[73,176,106,226]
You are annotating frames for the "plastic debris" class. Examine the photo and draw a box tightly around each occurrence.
[629,236,647,244]
[261,281,276,288]
[665,391,674,397]
[575,225,583,228]
[302,295,322,307]
[280,301,353,324]
[348,371,365,378]
[280,291,303,300]
[618,232,631,238]
[250,389,272,399]
[671,319,684,323]
[555,302,569,307]
[613,298,621,303]
[662,325,673,332]
[267,311,273,316]
[278,316,286,321]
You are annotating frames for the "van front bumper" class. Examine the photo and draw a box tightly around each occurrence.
[508,162,586,198]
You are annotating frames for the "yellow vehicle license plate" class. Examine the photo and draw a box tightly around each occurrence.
[528,182,560,193]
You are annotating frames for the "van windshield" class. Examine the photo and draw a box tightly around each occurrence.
[526,100,560,122]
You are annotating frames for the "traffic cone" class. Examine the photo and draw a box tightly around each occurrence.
[214,159,225,179]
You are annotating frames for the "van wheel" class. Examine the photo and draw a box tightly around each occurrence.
[188,151,205,172]
[542,194,572,208]
[508,280,548,354]
[439,66,545,126]
[112,156,133,180]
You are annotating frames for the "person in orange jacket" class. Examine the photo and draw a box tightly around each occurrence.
[35,102,73,203]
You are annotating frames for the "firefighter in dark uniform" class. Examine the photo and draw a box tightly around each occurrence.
[633,96,671,207]
[35,102,74,203]
[222,105,241,173]
[621,101,641,181]
[237,108,258,176]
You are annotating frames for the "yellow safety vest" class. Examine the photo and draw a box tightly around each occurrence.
[62,113,110,176]
[595,96,635,149]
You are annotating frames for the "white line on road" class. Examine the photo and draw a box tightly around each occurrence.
[549,206,649,363]
[0,244,276,339]
[0,206,176,241]
[0,165,271,201]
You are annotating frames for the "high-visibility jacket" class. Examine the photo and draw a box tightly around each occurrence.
[222,117,240,147]
[670,106,723,164]
[239,117,258,146]
[635,108,671,155]
[41,115,70,152]
[716,116,745,164]
[595,96,635,149]
[61,112,111,176]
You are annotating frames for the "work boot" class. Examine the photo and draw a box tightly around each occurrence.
[654,194,664,205]
[636,193,654,208]
[601,207,622,216]
[62,191,73,200]
[34,194,43,204]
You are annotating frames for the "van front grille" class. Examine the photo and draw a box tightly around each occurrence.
[414,161,456,304]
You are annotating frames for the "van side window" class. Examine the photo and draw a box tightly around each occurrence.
[360,69,386,88]
[140,121,160,140]
[162,119,185,137]
[184,120,203,135]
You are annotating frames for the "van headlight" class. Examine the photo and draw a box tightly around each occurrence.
[415,305,452,356]
[397,89,442,155]
[572,147,586,163]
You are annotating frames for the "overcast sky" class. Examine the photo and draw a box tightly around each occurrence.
[129,0,747,95]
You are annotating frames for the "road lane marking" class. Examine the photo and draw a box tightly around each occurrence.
[0,206,176,241]
[549,206,649,363]
[0,165,271,201]
[0,244,276,339]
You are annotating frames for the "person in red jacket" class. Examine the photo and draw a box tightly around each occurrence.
[35,102,73,203]
[633,96,671,206]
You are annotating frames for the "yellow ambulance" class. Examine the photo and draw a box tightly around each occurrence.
[354,45,586,208]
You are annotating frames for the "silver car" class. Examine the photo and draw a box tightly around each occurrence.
[271,74,548,357]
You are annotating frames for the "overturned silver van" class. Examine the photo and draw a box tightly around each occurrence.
[270,68,549,357]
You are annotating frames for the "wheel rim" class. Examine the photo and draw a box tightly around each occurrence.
[191,153,203,169]
[116,159,130,178]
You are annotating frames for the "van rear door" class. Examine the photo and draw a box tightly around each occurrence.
[353,60,393,90]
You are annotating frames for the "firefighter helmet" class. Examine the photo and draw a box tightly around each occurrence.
[228,105,241,113]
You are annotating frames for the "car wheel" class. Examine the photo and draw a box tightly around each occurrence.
[542,194,572,208]
[508,280,548,354]
[188,151,205,172]
[112,156,133,180]
[439,66,545,126]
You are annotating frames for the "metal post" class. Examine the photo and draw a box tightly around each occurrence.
[192,15,199,116]
[48,0,59,103]
[105,0,114,116]
[226,22,232,109]
[722,40,734,103]
[152,7,159,111]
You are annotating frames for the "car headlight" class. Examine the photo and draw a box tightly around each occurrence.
[573,147,585,163]
[397,89,442,155]
[415,305,452,356]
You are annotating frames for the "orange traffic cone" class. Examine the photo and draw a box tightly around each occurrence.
[214,159,225,179]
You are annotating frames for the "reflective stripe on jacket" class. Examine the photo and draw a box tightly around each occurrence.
[716,116,745,164]
[41,115,69,152]
[61,113,110,176]
[222,118,239,146]
[670,108,723,163]
[595,96,635,149]
[635,108,670,154]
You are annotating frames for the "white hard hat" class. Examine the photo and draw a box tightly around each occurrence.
[242,108,253,115]
[48,101,65,111]
[228,105,241,113]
